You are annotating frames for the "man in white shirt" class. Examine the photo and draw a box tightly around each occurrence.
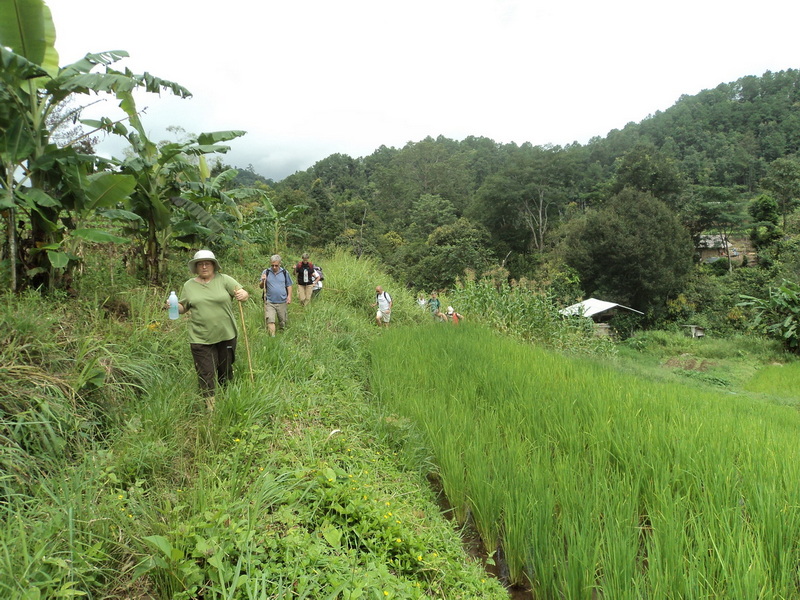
[371,286,392,328]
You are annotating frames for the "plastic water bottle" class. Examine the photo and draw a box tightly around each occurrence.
[168,291,179,320]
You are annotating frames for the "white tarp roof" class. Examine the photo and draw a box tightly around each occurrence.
[560,298,643,318]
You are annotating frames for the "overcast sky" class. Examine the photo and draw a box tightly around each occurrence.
[47,0,799,181]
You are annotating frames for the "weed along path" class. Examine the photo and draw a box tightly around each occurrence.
[369,324,800,599]
[0,260,505,600]
[210,287,510,598]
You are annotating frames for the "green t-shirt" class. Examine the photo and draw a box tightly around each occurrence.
[179,274,242,345]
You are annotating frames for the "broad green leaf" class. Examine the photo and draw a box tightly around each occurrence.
[0,46,48,83]
[192,144,232,155]
[18,187,59,208]
[63,73,140,94]
[0,117,36,163]
[143,535,184,561]
[169,196,225,235]
[57,50,129,78]
[207,553,226,570]
[321,524,342,549]
[97,208,144,223]
[199,155,210,181]
[64,71,192,99]
[71,229,129,244]
[46,250,69,269]
[197,130,246,145]
[0,0,59,76]
[85,172,136,209]
[0,190,14,209]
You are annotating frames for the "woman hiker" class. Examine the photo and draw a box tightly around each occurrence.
[168,250,249,411]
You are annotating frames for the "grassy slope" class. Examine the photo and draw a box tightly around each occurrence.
[369,324,800,598]
[3,247,796,599]
[611,329,799,407]
[0,248,506,599]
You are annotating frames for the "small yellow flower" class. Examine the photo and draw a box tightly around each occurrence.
[117,494,124,500]
[383,592,389,597]
[395,538,402,543]
[234,438,241,442]
[417,555,422,561]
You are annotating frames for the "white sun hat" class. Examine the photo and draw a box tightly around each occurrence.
[188,249,221,274]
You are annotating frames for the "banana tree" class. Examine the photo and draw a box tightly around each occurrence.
[170,161,246,248]
[86,103,246,282]
[0,0,191,291]
[243,193,309,255]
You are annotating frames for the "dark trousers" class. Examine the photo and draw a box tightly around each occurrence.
[190,338,237,397]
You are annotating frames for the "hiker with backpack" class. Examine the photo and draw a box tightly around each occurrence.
[371,286,392,328]
[428,291,446,322]
[259,254,293,337]
[294,252,316,307]
[312,265,324,300]
[446,306,465,324]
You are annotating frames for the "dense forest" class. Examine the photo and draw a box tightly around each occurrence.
[222,69,800,329]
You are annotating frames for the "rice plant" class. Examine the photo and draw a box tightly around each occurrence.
[370,324,800,598]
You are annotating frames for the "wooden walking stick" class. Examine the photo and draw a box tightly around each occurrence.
[238,300,255,382]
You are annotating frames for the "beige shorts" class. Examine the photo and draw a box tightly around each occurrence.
[376,310,391,323]
[265,302,288,328]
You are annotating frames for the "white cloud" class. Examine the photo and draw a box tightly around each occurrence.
[47,0,800,180]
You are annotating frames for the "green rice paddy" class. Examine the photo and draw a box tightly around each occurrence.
[370,324,800,599]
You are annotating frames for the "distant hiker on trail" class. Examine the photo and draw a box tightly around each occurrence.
[372,286,392,328]
[169,250,249,412]
[259,254,293,337]
[312,265,324,300]
[428,291,446,322]
[294,253,316,307]
[417,294,427,309]
[446,306,464,324]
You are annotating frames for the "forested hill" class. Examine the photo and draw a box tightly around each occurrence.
[605,69,800,188]
[255,69,800,321]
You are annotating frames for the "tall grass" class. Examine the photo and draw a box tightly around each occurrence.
[1,250,507,599]
[449,276,616,355]
[370,324,800,598]
[744,361,800,406]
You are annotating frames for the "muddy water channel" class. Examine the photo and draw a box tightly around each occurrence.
[430,475,532,600]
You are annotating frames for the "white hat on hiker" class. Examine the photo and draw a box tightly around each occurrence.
[188,249,221,274]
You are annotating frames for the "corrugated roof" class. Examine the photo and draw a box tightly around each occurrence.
[560,298,643,318]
